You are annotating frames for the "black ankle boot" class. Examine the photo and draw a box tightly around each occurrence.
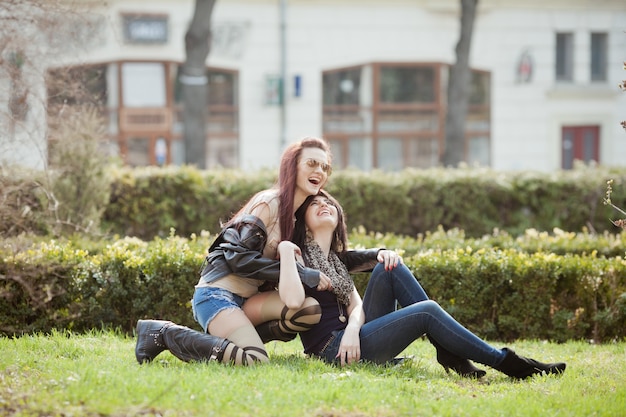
[135,319,172,364]
[428,336,486,379]
[495,348,566,379]
[256,320,297,344]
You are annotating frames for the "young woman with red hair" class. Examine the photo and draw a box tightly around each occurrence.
[135,137,333,365]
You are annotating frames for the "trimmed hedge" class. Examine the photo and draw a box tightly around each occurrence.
[1,232,625,342]
[100,165,626,240]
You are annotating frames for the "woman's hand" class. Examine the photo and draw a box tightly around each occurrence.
[377,250,403,271]
[277,241,301,259]
[336,324,361,366]
[317,272,333,292]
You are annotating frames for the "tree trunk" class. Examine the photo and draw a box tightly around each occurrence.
[182,0,216,169]
[442,0,478,167]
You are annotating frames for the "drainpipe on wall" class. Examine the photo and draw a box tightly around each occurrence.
[279,0,287,150]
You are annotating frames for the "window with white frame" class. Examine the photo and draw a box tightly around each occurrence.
[555,33,574,82]
[590,33,608,82]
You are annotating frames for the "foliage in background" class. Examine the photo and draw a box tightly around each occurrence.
[98,164,626,240]
[1,230,624,342]
[0,166,51,236]
[102,166,277,238]
[47,104,113,235]
[5,163,625,240]
[0,106,112,238]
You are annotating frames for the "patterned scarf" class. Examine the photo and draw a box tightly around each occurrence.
[303,239,354,305]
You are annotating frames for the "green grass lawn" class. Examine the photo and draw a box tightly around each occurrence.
[1,330,624,416]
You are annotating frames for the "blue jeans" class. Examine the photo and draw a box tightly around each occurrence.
[318,263,506,367]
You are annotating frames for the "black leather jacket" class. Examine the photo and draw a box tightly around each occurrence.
[198,214,382,289]
[199,214,321,288]
[339,249,382,273]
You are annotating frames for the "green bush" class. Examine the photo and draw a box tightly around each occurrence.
[5,163,626,241]
[103,166,276,238]
[1,233,625,342]
[97,165,626,240]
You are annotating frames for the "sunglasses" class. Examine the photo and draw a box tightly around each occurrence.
[303,158,333,175]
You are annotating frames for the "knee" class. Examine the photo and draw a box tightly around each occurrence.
[287,297,321,325]
[301,296,322,313]
[370,263,389,282]
[422,300,443,314]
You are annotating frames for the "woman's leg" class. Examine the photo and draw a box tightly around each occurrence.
[136,286,269,365]
[135,317,265,365]
[362,263,429,321]
[357,300,505,367]
[324,299,565,379]
[243,291,322,342]
[206,308,269,364]
[362,264,485,377]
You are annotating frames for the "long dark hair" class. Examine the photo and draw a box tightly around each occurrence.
[223,137,331,237]
[293,190,348,255]
[277,137,331,241]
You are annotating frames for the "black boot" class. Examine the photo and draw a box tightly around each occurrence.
[428,335,486,379]
[135,319,230,364]
[135,319,171,364]
[256,320,297,344]
[495,348,566,379]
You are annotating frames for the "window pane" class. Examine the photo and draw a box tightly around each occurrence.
[466,110,490,131]
[328,140,344,169]
[408,138,439,168]
[377,137,404,171]
[583,129,596,161]
[591,33,607,82]
[379,67,435,103]
[468,136,490,166]
[556,33,573,81]
[207,137,238,168]
[323,67,363,106]
[208,71,238,106]
[469,71,490,105]
[171,139,185,165]
[348,137,372,170]
[562,130,574,169]
[126,137,151,166]
[122,63,166,107]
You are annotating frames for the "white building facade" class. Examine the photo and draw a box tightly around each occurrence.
[2,0,625,172]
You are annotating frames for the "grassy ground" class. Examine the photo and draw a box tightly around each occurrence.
[0,330,624,416]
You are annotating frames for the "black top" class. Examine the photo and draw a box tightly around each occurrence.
[300,285,348,355]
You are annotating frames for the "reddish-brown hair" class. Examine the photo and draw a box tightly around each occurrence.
[277,137,331,241]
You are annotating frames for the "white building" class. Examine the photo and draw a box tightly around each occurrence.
[2,0,625,171]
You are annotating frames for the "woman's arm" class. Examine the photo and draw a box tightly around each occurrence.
[337,288,365,366]
[276,241,306,309]
[205,214,321,287]
[340,249,403,272]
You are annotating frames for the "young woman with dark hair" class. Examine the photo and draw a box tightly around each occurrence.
[135,137,334,366]
[276,191,566,379]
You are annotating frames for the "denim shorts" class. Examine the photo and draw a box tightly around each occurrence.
[192,286,246,332]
